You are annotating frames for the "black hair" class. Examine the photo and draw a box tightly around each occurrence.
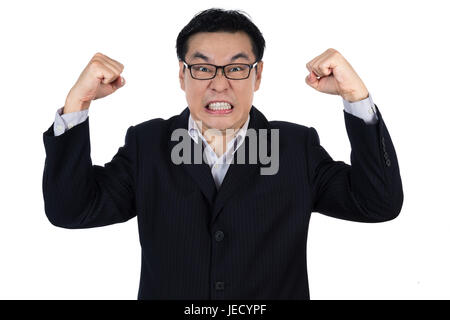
[176,8,266,64]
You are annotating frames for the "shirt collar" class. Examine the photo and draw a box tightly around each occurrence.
[188,113,250,154]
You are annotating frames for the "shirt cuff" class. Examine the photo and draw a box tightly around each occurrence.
[342,92,379,124]
[53,106,89,136]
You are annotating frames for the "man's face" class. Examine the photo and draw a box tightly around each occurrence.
[179,31,263,133]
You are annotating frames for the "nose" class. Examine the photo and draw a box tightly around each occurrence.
[209,67,230,92]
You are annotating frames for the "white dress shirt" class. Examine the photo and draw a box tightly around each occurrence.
[188,113,250,189]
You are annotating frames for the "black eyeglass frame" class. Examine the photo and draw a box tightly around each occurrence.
[182,60,259,80]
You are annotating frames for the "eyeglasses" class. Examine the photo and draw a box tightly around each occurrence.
[182,60,258,80]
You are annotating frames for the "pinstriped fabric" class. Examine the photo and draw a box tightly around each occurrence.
[42,105,403,299]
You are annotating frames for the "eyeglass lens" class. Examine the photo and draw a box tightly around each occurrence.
[191,64,251,79]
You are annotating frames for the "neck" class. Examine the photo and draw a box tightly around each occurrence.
[195,118,247,158]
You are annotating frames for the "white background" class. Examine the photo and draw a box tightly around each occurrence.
[0,0,449,299]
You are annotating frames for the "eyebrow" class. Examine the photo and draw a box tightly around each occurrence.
[189,51,251,63]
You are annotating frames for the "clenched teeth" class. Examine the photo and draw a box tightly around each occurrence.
[207,102,232,110]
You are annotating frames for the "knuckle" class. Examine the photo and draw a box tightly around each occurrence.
[90,60,102,69]
[113,58,123,67]
[330,48,341,56]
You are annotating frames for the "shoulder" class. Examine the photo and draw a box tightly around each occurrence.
[269,120,313,145]
[269,120,309,132]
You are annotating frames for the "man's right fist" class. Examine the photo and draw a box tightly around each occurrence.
[63,52,125,114]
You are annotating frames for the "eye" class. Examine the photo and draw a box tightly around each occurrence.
[193,65,212,73]
[229,67,242,72]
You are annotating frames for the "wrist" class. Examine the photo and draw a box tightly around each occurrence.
[342,89,369,103]
[63,96,91,114]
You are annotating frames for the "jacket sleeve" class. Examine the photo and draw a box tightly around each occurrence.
[42,117,137,228]
[307,104,403,223]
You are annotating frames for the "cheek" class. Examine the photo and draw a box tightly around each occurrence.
[186,85,204,103]
[235,85,254,104]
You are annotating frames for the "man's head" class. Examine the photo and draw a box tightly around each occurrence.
[176,8,266,133]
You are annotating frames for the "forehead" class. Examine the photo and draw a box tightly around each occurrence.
[186,31,254,61]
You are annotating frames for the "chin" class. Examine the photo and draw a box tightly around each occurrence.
[203,118,235,131]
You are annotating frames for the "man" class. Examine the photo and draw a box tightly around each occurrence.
[42,8,403,299]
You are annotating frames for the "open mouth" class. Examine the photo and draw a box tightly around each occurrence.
[204,102,234,114]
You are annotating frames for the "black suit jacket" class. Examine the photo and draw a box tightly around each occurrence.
[42,105,403,300]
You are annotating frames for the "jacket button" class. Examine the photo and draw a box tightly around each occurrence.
[215,230,224,242]
[215,281,225,290]
[386,159,391,167]
[384,152,389,159]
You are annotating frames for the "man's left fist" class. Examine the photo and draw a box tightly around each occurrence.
[305,48,369,102]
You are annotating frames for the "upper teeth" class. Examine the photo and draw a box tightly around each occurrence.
[208,102,232,110]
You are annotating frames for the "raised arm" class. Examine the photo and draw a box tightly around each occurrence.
[42,53,136,228]
[304,48,403,222]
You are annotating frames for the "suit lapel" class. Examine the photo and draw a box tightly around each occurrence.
[168,107,217,206]
[183,155,217,206]
[167,106,272,221]
[211,106,271,225]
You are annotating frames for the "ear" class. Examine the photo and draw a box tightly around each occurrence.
[179,60,186,91]
[253,60,263,92]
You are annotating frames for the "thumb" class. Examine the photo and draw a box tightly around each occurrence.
[305,71,319,89]
[111,76,126,91]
